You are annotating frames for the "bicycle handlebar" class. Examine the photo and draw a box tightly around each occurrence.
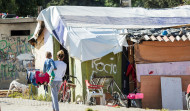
[64,75,82,88]
[65,75,77,78]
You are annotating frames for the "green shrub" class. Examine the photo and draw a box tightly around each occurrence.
[35,94,52,101]
[85,108,98,111]
[85,108,93,111]
[8,85,52,102]
[36,94,45,101]
[28,84,37,95]
[161,109,168,111]
[8,92,22,98]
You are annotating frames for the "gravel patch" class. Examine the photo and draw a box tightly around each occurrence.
[0,98,186,111]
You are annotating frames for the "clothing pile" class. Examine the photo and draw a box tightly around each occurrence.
[26,70,50,87]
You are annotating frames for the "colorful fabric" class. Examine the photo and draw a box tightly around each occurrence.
[26,71,38,86]
[49,70,55,84]
[47,65,55,84]
[35,71,50,84]
[43,58,57,73]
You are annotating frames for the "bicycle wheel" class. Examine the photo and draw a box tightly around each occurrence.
[63,89,71,103]
[59,93,63,102]
[59,81,68,102]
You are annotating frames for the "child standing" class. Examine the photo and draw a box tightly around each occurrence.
[43,51,57,85]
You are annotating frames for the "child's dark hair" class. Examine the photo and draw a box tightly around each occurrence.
[46,51,52,59]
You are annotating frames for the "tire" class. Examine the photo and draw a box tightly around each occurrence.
[59,93,63,102]
[63,90,71,103]
[187,97,190,110]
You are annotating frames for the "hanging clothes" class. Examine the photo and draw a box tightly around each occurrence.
[126,64,136,88]
[26,70,38,87]
[35,71,50,84]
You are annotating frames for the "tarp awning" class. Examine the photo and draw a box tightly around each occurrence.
[65,28,127,61]
[32,5,190,61]
[37,6,190,29]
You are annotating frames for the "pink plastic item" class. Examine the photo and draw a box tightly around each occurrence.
[187,84,190,94]
[127,93,136,99]
[135,93,144,99]
[127,93,144,99]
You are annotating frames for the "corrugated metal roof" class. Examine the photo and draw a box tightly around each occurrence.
[129,34,190,43]
[125,27,190,43]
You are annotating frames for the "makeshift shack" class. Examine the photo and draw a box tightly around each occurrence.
[28,6,190,108]
[125,27,190,110]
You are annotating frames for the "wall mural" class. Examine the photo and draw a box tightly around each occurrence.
[0,34,34,84]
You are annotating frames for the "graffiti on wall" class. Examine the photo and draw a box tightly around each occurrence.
[91,57,117,79]
[92,58,117,74]
[0,34,34,82]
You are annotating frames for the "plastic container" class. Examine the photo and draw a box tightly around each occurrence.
[127,93,144,99]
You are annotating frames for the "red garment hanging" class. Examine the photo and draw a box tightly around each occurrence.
[126,64,136,87]
[35,71,50,84]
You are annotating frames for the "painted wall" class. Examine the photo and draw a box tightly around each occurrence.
[0,18,37,89]
[71,52,122,101]
[136,61,190,82]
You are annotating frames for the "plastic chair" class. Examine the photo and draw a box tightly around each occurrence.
[85,80,105,105]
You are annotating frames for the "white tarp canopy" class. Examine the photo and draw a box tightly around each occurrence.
[65,28,127,61]
[33,5,190,61]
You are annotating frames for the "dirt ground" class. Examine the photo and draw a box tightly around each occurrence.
[0,99,153,111]
[0,98,188,111]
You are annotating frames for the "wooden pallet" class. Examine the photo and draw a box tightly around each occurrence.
[0,90,8,97]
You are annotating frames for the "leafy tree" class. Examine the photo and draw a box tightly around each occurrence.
[0,0,120,17]
[135,0,183,8]
[46,0,120,7]
[183,0,190,5]
[0,0,39,17]
[0,0,17,14]
[1,0,185,17]
[132,0,144,7]
[105,0,120,7]
[15,0,38,16]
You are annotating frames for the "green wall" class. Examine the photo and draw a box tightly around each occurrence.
[53,37,60,60]
[51,38,122,102]
[71,52,122,101]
